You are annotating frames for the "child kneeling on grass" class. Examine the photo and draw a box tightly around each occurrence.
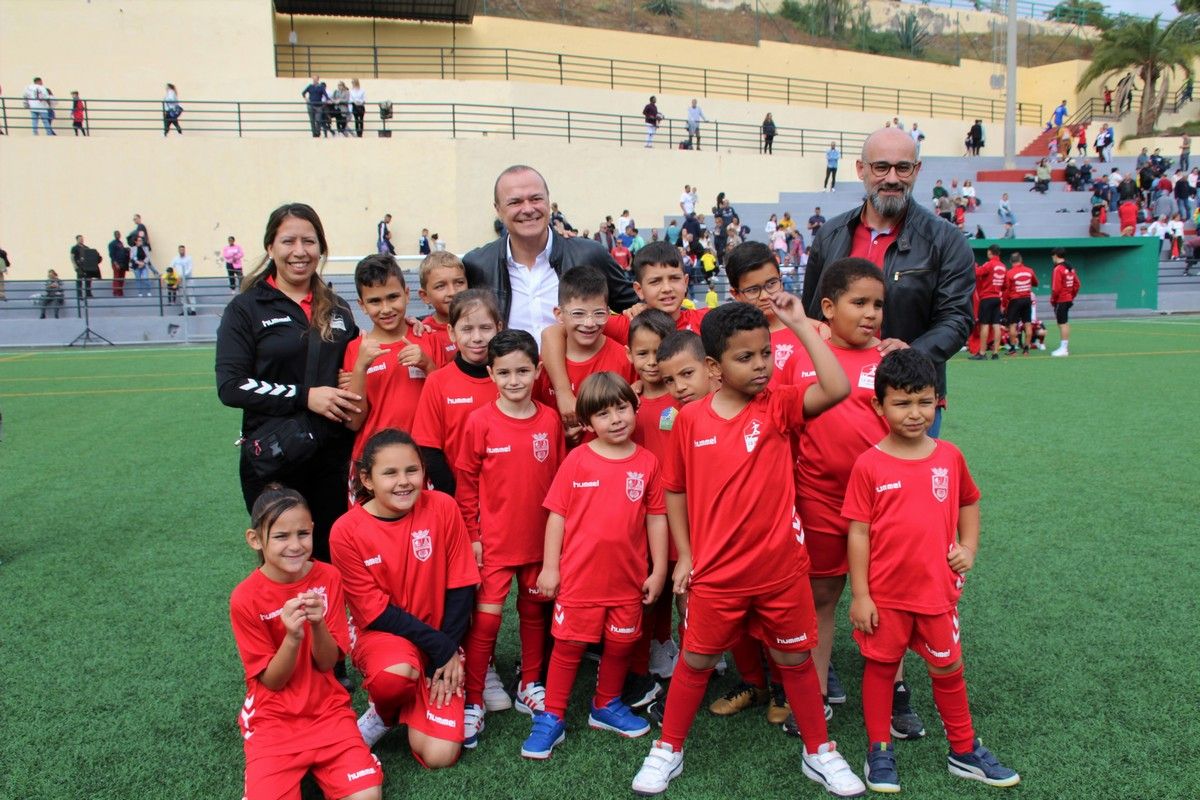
[844,349,1019,792]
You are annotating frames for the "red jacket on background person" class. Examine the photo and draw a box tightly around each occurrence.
[974,256,1006,300]
[1003,262,1038,304]
[1051,263,1082,304]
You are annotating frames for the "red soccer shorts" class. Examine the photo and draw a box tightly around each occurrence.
[352,630,465,743]
[804,529,849,578]
[683,572,818,655]
[853,606,963,668]
[478,561,549,606]
[551,601,642,644]
[243,737,382,800]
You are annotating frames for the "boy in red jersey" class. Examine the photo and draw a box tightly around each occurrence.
[631,299,867,798]
[725,241,808,384]
[417,251,469,366]
[534,266,636,436]
[411,289,502,495]
[656,330,715,407]
[845,349,1019,792]
[968,245,1006,361]
[1048,247,1081,357]
[457,330,567,748]
[231,485,383,800]
[522,372,669,759]
[344,255,440,468]
[1001,252,1038,357]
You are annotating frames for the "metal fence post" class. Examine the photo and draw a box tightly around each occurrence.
[609,59,614,90]
[704,69,708,96]
[895,88,900,114]
[511,107,516,139]
[505,49,510,81]
[657,64,662,94]
[714,121,718,151]
[237,102,243,137]
[306,47,311,77]
[451,105,456,139]
[860,86,865,111]
[566,110,571,143]
[440,49,445,79]
[373,46,379,79]
[558,54,564,85]
[745,73,750,102]
[2,97,9,134]
[786,77,791,106]
[619,116,623,146]
[800,129,805,155]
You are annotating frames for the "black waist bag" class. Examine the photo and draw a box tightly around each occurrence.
[242,331,321,478]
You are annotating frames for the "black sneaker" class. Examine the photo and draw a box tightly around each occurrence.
[967,353,986,361]
[781,702,833,737]
[890,681,926,740]
[645,698,665,727]
[826,665,847,705]
[990,352,999,360]
[621,672,663,710]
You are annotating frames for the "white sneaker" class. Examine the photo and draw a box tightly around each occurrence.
[802,741,867,797]
[714,654,728,676]
[356,703,392,747]
[515,681,547,715]
[1036,342,1047,351]
[483,662,513,711]
[1050,347,1069,357]
[632,741,684,796]
[649,639,679,679]
[463,703,485,749]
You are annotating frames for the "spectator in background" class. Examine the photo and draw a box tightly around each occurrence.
[23,77,55,135]
[686,98,708,151]
[824,142,840,191]
[611,237,632,271]
[642,96,661,148]
[909,123,925,157]
[665,218,680,246]
[301,75,327,138]
[0,246,9,300]
[163,83,182,136]
[969,119,984,155]
[550,202,575,233]
[376,214,394,255]
[70,91,87,136]
[807,206,826,237]
[350,78,366,137]
[419,228,431,255]
[40,270,64,318]
[71,235,94,298]
[1102,85,1113,113]
[996,193,1016,226]
[170,245,192,304]
[129,233,152,296]
[331,81,351,136]
[108,230,129,297]
[761,113,776,154]
[128,214,151,249]
[222,235,244,291]
[1180,134,1190,172]
[1176,171,1195,220]
[679,184,698,216]
[1076,126,1087,158]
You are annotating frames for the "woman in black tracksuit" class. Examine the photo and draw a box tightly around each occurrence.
[215,202,360,562]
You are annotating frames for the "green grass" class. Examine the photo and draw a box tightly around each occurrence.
[2,318,1198,800]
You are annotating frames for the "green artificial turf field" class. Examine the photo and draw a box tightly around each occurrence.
[2,317,1198,800]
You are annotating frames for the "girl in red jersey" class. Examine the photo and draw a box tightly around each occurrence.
[330,429,480,769]
[230,485,383,800]
[411,289,502,495]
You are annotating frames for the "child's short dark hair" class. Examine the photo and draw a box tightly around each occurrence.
[449,288,502,327]
[354,253,405,295]
[1051,247,1067,259]
[418,251,465,289]
[576,371,638,424]
[724,241,779,291]
[656,330,705,364]
[487,328,538,366]
[353,428,422,504]
[632,240,684,283]
[987,244,1001,257]
[874,349,938,402]
[700,302,767,360]
[1010,251,1023,263]
[558,265,609,306]
[816,257,885,303]
[628,308,675,344]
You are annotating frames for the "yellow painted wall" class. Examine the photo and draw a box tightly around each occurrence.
[1118,135,1194,158]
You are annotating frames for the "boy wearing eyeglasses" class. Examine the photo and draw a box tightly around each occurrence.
[536,265,636,443]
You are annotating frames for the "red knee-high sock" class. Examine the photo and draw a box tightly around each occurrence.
[776,657,829,752]
[367,670,418,726]
[631,613,653,675]
[462,610,502,707]
[659,658,713,751]
[862,658,900,745]
[543,639,587,719]
[652,588,673,642]
[730,634,767,689]
[516,596,547,687]
[595,638,637,708]
[930,665,976,753]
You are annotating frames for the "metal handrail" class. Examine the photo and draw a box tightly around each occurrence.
[0,96,869,155]
[272,44,1041,125]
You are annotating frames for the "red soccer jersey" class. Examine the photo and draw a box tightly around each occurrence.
[542,444,666,606]
[785,344,889,535]
[633,392,681,561]
[603,307,706,346]
[611,245,633,270]
[421,316,458,367]
[1118,201,1138,231]
[768,325,803,388]
[329,493,479,631]
[1003,264,1038,302]
[1051,264,1082,303]
[535,336,636,407]
[974,258,1006,301]
[455,401,566,565]
[229,561,359,758]
[841,440,981,615]
[343,333,440,461]
[411,361,499,484]
[663,386,810,595]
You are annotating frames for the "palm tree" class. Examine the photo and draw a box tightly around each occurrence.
[1075,14,1199,135]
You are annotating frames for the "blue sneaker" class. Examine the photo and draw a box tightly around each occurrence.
[520,712,566,760]
[947,739,1021,787]
[890,681,926,740]
[864,742,900,793]
[827,665,847,705]
[588,697,651,738]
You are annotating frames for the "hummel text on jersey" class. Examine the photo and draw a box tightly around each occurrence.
[366,362,386,375]
[572,480,600,488]
[446,397,474,405]
[260,316,290,328]
[259,607,284,622]
[693,436,717,448]
[609,624,637,635]
[875,481,902,493]
[363,555,382,566]
[426,710,458,728]
[925,643,950,659]
[346,767,378,781]
[486,445,512,454]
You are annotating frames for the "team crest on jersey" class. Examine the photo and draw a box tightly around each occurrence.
[306,585,330,615]
[743,419,762,453]
[774,343,794,369]
[532,432,550,463]
[858,364,877,390]
[411,529,433,561]
[625,471,645,502]
[931,467,949,503]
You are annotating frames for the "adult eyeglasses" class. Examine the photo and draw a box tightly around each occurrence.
[565,310,610,323]
[867,160,919,178]
[737,277,782,300]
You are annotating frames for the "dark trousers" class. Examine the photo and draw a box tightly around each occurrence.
[163,115,182,135]
[226,262,242,290]
[824,167,837,188]
[763,135,774,154]
[353,105,365,137]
